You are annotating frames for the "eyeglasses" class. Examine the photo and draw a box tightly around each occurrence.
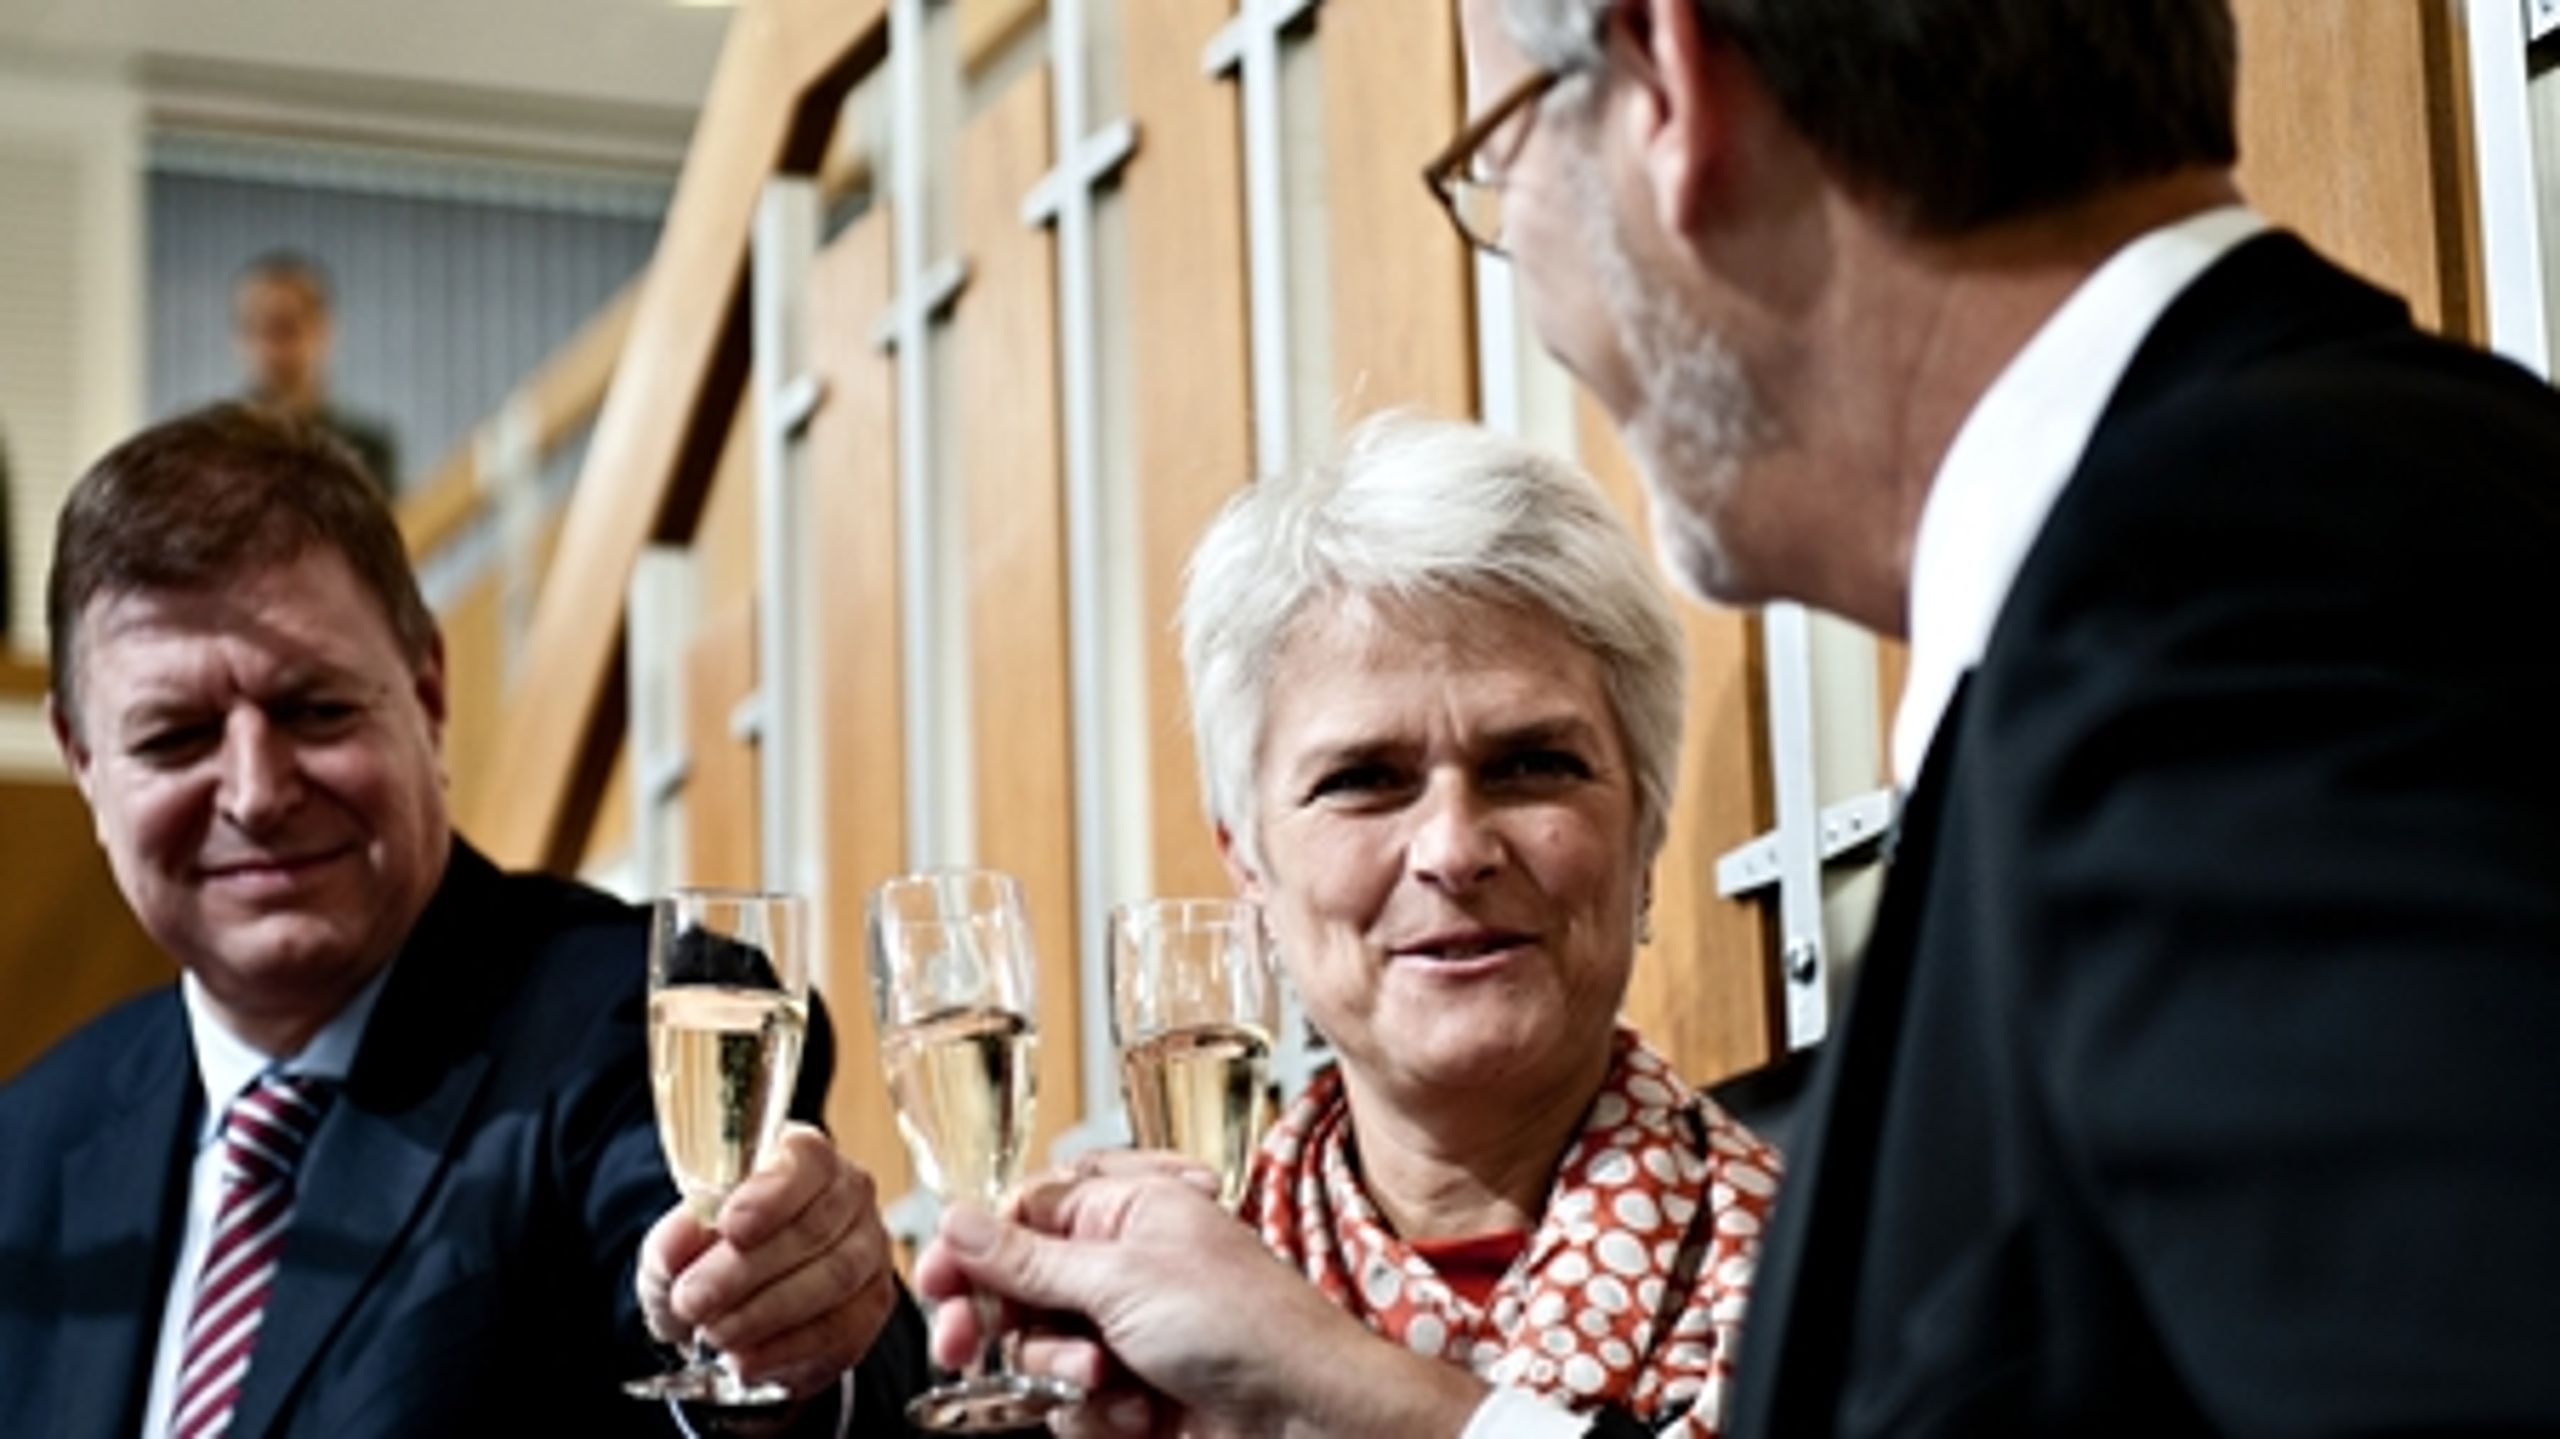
[1421,67,1567,257]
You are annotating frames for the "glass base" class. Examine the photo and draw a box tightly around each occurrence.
[624,1366,793,1407]
[905,1372,1084,1433]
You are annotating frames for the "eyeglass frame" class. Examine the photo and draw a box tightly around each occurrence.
[1421,65,1569,257]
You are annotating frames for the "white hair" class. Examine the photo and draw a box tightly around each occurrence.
[1497,0,1613,71]
[1178,411,1687,877]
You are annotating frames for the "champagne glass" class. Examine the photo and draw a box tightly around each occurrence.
[624,888,812,1407]
[867,868,1081,1432]
[1108,898,1281,1208]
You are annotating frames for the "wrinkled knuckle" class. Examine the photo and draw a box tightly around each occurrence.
[819,1239,871,1300]
[854,1274,897,1335]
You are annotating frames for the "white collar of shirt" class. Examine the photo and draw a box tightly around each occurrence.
[182,954,396,1136]
[1889,204,2269,788]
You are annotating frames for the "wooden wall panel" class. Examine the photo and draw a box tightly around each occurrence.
[681,600,761,891]
[1875,639,1909,784]
[956,68,1087,1157]
[1320,0,1475,421]
[808,210,913,1191]
[438,570,507,844]
[0,780,167,1081]
[2233,0,2476,338]
[472,0,889,873]
[959,0,1042,76]
[1124,0,1256,901]
[506,514,632,875]
[0,652,45,701]
[695,407,763,624]
[1577,397,1779,1087]
[580,749,634,876]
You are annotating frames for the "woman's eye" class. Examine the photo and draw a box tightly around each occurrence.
[1307,763,1403,802]
[1488,748,1593,785]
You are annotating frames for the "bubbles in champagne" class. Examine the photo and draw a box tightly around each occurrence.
[650,986,810,1218]
[883,1005,1038,1204]
[1119,1022,1274,1208]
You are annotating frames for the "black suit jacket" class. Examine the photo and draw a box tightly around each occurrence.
[1732,234,2560,1435]
[0,839,928,1436]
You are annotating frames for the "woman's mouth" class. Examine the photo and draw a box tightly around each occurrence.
[1393,929,1537,972]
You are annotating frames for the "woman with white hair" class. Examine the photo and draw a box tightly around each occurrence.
[1177,411,1781,1437]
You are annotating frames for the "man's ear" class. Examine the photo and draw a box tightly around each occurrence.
[1214,822,1265,902]
[46,692,94,804]
[414,628,450,750]
[1614,0,1728,239]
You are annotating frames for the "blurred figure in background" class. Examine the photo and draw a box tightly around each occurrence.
[233,250,401,496]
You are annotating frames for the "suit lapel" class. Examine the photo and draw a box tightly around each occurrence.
[1735,678,1966,1433]
[224,1047,493,1438]
[52,995,194,1439]
[225,843,509,1439]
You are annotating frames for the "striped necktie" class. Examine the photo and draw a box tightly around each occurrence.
[169,1072,333,1439]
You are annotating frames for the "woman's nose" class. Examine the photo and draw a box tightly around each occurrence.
[216,711,304,833]
[1408,776,1503,890]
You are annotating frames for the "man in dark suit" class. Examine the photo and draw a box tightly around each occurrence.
[1,404,927,1435]
[905,1,2560,1434]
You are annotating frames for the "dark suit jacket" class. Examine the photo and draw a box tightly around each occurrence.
[0,839,928,1436]
[1732,234,2560,1435]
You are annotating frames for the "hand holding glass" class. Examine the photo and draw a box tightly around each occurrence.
[624,888,811,1407]
[1110,898,1281,1208]
[868,869,1080,1432]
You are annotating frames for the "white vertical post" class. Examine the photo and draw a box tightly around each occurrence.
[1204,0,1328,1103]
[1762,602,1830,1051]
[886,0,968,871]
[752,179,821,896]
[2464,0,2550,379]
[875,0,971,1249]
[1028,0,1144,1152]
[626,547,697,897]
[1205,0,1324,478]
[474,396,541,683]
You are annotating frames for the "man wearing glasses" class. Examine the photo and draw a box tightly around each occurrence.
[920,0,2560,1435]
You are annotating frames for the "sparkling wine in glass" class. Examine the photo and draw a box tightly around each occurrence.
[624,888,811,1408]
[1109,898,1280,1208]
[868,869,1080,1433]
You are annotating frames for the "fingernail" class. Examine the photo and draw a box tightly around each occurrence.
[944,1201,1000,1254]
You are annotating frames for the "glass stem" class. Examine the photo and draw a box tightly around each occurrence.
[971,1292,1007,1378]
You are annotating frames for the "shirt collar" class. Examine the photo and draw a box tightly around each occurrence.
[1889,204,2269,786]
[183,954,398,1140]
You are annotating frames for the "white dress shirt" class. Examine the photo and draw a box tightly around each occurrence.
[139,963,395,1439]
[1891,204,2269,786]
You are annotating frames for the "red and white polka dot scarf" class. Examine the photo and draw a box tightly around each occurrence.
[1240,1030,1781,1436]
